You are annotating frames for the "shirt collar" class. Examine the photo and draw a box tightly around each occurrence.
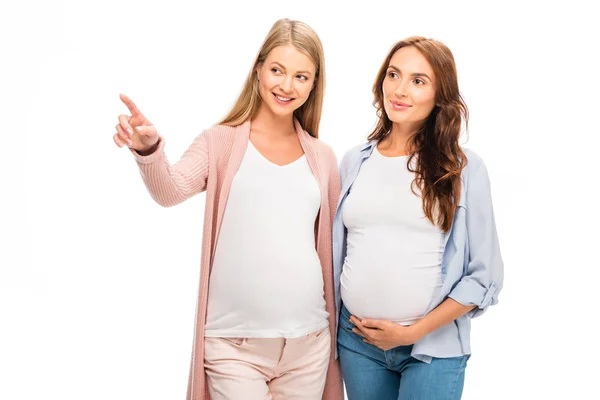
[360,140,378,152]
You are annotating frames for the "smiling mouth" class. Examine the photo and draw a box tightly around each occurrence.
[389,100,412,111]
[273,93,295,102]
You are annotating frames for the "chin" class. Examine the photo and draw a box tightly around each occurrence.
[266,101,299,117]
[270,106,295,117]
[386,111,410,124]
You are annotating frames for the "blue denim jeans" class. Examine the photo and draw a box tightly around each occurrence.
[338,304,469,400]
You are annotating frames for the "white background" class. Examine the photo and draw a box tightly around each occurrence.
[2,0,599,399]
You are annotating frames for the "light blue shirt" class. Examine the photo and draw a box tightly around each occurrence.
[333,141,504,362]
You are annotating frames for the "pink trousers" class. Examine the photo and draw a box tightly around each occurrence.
[204,327,331,400]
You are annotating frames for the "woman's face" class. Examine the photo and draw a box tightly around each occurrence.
[256,44,317,118]
[382,46,437,127]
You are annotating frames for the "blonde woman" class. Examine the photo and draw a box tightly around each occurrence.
[113,19,343,400]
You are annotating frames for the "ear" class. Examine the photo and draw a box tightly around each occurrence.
[255,62,263,80]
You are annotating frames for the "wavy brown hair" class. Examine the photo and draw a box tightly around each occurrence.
[368,36,468,231]
[219,19,325,138]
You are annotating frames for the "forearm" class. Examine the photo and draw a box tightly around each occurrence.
[131,135,208,207]
[410,298,476,339]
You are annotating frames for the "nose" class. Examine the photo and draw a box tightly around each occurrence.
[279,75,294,94]
[394,79,408,98]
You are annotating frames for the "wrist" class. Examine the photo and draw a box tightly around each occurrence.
[136,140,159,156]
[406,322,427,343]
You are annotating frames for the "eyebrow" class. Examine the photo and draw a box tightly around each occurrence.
[271,62,313,76]
[388,65,432,81]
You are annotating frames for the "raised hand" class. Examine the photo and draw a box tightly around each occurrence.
[113,94,160,153]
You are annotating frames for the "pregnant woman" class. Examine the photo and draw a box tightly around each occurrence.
[333,36,504,400]
[113,19,343,400]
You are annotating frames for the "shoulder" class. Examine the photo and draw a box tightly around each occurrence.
[202,124,238,141]
[461,147,486,177]
[316,139,337,163]
[340,141,372,171]
[302,130,338,165]
[460,147,493,195]
[343,142,370,161]
[197,124,241,157]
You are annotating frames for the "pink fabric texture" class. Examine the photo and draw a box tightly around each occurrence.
[130,120,343,400]
[204,327,331,399]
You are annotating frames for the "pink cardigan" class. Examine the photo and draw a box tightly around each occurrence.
[131,119,344,400]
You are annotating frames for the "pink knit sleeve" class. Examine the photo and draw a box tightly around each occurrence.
[129,132,209,207]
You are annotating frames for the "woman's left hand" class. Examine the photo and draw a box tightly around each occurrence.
[350,316,423,351]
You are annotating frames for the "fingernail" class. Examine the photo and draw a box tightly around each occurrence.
[127,128,133,135]
[126,139,132,146]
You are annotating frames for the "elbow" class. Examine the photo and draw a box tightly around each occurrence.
[156,200,176,208]
[470,280,502,318]
[151,193,181,208]
[448,277,502,318]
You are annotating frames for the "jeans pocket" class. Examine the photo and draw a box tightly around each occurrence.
[315,327,329,338]
[461,354,471,368]
[339,306,356,332]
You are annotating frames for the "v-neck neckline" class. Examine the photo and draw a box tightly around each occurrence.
[247,138,306,168]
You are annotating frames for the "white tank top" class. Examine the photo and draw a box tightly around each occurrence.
[341,145,444,325]
[204,141,329,338]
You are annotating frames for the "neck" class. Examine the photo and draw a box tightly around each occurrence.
[251,104,296,137]
[378,121,421,155]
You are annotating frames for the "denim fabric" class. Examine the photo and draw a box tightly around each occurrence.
[338,304,468,400]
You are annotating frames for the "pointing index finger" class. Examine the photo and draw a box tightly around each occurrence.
[119,93,143,118]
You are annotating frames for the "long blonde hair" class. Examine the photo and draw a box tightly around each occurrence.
[219,19,325,138]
